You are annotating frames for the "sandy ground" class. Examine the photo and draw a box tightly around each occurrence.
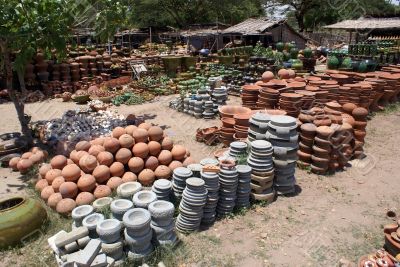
[0,96,399,266]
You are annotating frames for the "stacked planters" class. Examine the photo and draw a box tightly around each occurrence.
[219,106,251,146]
[235,165,252,208]
[233,113,252,140]
[352,107,368,158]
[241,84,261,109]
[248,140,275,202]
[267,116,298,195]
[176,178,208,233]
[201,171,220,225]
[297,123,317,167]
[279,93,303,117]
[148,200,177,246]
[329,123,354,171]
[152,179,172,201]
[172,167,193,198]
[228,141,248,158]
[311,126,334,175]
[216,163,238,216]
[257,87,279,109]
[248,112,270,142]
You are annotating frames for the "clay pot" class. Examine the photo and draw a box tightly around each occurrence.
[262,71,274,82]
[278,69,290,79]
[352,107,368,120]
[122,172,137,183]
[61,164,81,182]
[30,147,41,154]
[16,158,32,174]
[21,152,33,159]
[91,137,105,146]
[75,192,95,206]
[56,198,76,214]
[97,151,114,166]
[154,165,172,179]
[75,141,91,151]
[59,182,78,199]
[28,153,42,164]
[112,127,126,139]
[132,143,149,158]
[41,186,55,201]
[9,157,20,171]
[125,125,137,136]
[39,163,52,178]
[51,176,65,192]
[69,150,79,164]
[119,134,135,148]
[158,150,173,165]
[128,157,144,173]
[77,174,96,192]
[169,160,183,170]
[182,157,195,167]
[79,154,98,173]
[75,151,89,162]
[114,148,131,164]
[161,137,173,151]
[109,162,125,177]
[50,155,68,170]
[148,141,161,156]
[103,137,120,154]
[145,156,159,171]
[218,105,251,118]
[171,145,186,161]
[138,122,152,131]
[35,179,49,192]
[106,177,123,190]
[47,193,62,209]
[342,103,357,114]
[93,185,112,198]
[45,169,62,184]
[138,169,155,185]
[93,165,111,183]
[148,126,164,142]
[88,145,105,157]
[132,128,149,143]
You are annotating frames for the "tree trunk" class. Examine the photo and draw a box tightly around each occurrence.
[295,12,305,32]
[17,69,28,95]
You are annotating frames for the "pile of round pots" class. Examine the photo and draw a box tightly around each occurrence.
[8,147,48,174]
[33,123,193,215]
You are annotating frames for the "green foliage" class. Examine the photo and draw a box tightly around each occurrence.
[112,92,145,106]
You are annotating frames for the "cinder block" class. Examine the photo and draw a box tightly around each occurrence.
[48,230,67,255]
[90,253,107,267]
[77,236,91,248]
[55,227,89,248]
[72,239,101,267]
[64,241,79,254]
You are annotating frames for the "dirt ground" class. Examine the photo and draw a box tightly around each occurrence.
[0,96,399,267]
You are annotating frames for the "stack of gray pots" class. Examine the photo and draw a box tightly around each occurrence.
[200,171,220,225]
[236,165,252,208]
[212,86,228,106]
[132,191,157,209]
[203,101,215,119]
[110,199,134,221]
[123,208,153,260]
[82,213,105,238]
[266,115,298,195]
[148,200,177,246]
[183,98,190,113]
[176,177,207,233]
[216,165,238,216]
[189,99,196,116]
[194,100,204,119]
[72,205,94,229]
[152,179,172,201]
[229,141,248,158]
[172,167,193,198]
[248,112,271,142]
[248,140,275,202]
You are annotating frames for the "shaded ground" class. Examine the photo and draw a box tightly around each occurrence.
[0,97,399,267]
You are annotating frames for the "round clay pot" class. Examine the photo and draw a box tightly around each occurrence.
[75,151,89,163]
[93,165,111,183]
[94,185,112,198]
[75,192,95,206]
[50,155,68,170]
[21,152,33,159]
[138,169,155,186]
[59,181,79,199]
[125,125,137,136]
[262,71,274,82]
[112,127,126,139]
[51,176,65,192]
[278,69,290,79]
[106,177,123,190]
[88,145,105,157]
[154,165,172,179]
[119,134,135,148]
[97,151,114,166]
[138,122,152,131]
[171,145,186,161]
[128,157,144,173]
[132,128,149,143]
[69,150,79,164]
[352,107,368,120]
[47,193,62,209]
[148,141,161,156]
[45,169,62,184]
[115,148,132,164]
[145,156,159,171]
[109,162,125,177]
[182,157,195,167]
[103,137,120,154]
[148,126,163,142]
[56,198,76,215]
[158,150,173,165]
[161,137,173,151]
[168,160,183,170]
[132,143,149,158]
[35,179,49,192]
[29,153,43,164]
[41,186,55,201]
[62,164,81,182]
[75,141,91,151]
[77,174,96,192]
[91,137,105,146]
[342,103,357,114]
[79,154,98,173]
[39,163,52,178]
[17,159,33,174]
[122,172,137,183]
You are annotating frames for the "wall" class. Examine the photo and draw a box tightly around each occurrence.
[270,24,307,49]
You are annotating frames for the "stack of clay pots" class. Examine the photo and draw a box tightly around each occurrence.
[257,87,280,109]
[228,141,248,158]
[233,113,252,140]
[148,200,177,246]
[219,106,251,146]
[320,81,339,102]
[241,84,261,109]
[311,126,334,174]
[267,116,298,195]
[297,123,317,167]
[329,123,354,170]
[152,179,172,201]
[176,177,208,232]
[201,171,220,225]
[352,107,368,158]
[216,163,238,216]
[248,140,275,202]
[279,93,303,117]
[123,208,154,259]
[211,86,228,106]
[295,90,316,110]
[172,167,193,198]
[70,62,80,82]
[235,165,252,208]
[364,78,386,111]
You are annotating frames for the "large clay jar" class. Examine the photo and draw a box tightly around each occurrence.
[39,163,52,178]
[50,155,68,170]
[132,128,149,143]
[97,151,114,166]
[183,157,195,167]
[79,155,98,173]
[171,145,186,161]
[115,148,132,164]
[45,169,62,184]
[148,126,163,142]
[112,127,126,139]
[125,125,137,136]
[94,185,112,198]
[132,143,149,158]
[41,186,55,201]
[77,174,96,192]
[59,182,78,199]
[93,165,111,183]
[161,137,173,151]
[119,134,135,148]
[109,162,125,177]
[75,192,95,206]
[148,141,161,156]
[154,165,172,179]
[91,137,105,146]
[17,159,33,174]
[128,157,144,173]
[75,141,91,151]
[56,198,76,215]
[138,169,155,185]
[61,164,81,182]
[158,150,173,165]
[103,137,120,154]
[144,156,159,171]
[51,176,65,192]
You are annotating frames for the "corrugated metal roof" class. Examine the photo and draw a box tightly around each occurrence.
[223,18,285,35]
[324,17,400,30]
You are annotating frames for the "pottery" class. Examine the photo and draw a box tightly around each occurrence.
[132,128,149,143]
[132,143,149,159]
[94,185,112,198]
[128,157,144,173]
[56,198,76,215]
[138,169,156,185]
[97,151,114,166]
[93,165,111,183]
[50,155,68,170]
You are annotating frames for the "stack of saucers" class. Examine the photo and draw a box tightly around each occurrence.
[201,171,220,225]
[267,115,298,195]
[183,98,190,113]
[216,165,238,216]
[247,140,275,202]
[212,86,228,106]
[248,112,271,142]
[172,167,193,198]
[176,178,208,233]
[189,99,196,116]
[152,179,173,201]
[203,101,215,119]
[194,100,204,119]
[235,165,252,208]
[229,141,248,158]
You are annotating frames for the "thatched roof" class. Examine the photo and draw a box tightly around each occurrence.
[324,17,400,31]
[222,18,284,35]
